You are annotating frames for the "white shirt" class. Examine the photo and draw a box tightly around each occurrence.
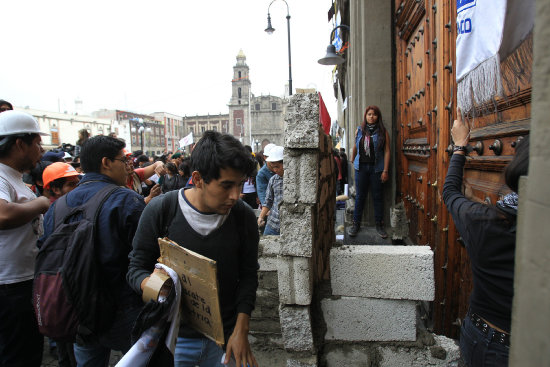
[0,163,44,284]
[178,189,229,236]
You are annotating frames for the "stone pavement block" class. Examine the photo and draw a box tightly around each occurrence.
[277,256,313,305]
[378,334,460,366]
[283,150,318,204]
[324,345,372,367]
[280,204,314,257]
[286,355,318,367]
[279,305,315,352]
[330,245,434,301]
[321,297,417,341]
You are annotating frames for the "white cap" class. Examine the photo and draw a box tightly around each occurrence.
[63,152,73,160]
[0,110,49,137]
[266,146,283,162]
[263,143,276,157]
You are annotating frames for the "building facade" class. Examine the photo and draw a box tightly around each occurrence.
[228,50,288,150]
[22,107,113,151]
[151,112,184,153]
[93,109,165,156]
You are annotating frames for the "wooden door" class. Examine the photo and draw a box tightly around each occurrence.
[395,0,532,338]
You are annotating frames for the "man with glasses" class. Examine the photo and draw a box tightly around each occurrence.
[40,136,146,365]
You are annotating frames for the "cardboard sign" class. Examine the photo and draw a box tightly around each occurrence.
[157,237,224,346]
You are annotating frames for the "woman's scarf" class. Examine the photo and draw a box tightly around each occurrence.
[362,123,378,157]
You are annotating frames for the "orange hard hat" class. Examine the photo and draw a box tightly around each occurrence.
[123,149,132,156]
[43,162,80,190]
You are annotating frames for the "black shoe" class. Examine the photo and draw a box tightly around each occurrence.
[376,223,388,239]
[348,222,360,237]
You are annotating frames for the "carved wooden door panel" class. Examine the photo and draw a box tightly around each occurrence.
[395,0,531,338]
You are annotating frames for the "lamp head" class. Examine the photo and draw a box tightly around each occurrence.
[265,13,275,34]
[318,44,345,65]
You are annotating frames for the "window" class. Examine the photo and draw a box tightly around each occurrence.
[132,136,136,144]
[213,126,217,132]
[236,118,242,126]
[238,88,242,98]
[201,127,205,134]
[255,103,260,111]
[238,71,242,78]
[272,103,277,110]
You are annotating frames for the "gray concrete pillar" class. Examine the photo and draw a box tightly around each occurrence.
[509,0,550,365]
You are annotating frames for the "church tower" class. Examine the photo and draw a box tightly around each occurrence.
[228,50,251,142]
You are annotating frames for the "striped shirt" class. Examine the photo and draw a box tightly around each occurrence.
[265,174,283,233]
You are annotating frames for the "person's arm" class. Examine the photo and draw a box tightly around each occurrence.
[0,196,50,230]
[256,169,268,206]
[257,206,270,227]
[224,313,258,367]
[144,184,161,204]
[351,128,358,162]
[381,131,391,183]
[127,196,165,295]
[141,161,166,181]
[226,205,259,366]
[442,111,487,247]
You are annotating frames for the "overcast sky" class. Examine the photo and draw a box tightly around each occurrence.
[1,0,338,119]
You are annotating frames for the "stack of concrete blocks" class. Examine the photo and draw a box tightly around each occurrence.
[322,245,460,366]
[266,93,335,367]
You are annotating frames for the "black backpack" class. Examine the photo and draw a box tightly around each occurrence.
[33,184,120,342]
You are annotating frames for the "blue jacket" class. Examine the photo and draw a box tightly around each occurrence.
[256,164,275,206]
[40,173,146,307]
[353,126,385,172]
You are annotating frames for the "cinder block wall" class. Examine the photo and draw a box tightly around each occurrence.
[250,93,459,366]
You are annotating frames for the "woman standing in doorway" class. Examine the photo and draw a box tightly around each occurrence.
[348,105,390,238]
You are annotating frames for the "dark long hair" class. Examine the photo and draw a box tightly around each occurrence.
[361,105,387,150]
[505,135,529,193]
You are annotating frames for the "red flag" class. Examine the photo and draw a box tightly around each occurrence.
[319,92,331,135]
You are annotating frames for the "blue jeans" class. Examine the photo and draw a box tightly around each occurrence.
[0,279,43,367]
[460,314,510,366]
[74,303,141,367]
[353,163,384,224]
[174,337,225,367]
[263,224,280,236]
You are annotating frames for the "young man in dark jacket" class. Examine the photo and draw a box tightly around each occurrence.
[128,131,259,367]
[40,136,146,365]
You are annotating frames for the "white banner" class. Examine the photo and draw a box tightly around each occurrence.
[179,132,193,148]
[456,0,534,114]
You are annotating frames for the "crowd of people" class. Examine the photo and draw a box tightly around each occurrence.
[0,104,271,367]
[0,97,529,367]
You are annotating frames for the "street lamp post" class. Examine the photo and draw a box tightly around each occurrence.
[265,0,292,96]
[130,118,151,154]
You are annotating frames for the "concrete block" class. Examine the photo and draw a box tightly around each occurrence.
[286,355,318,367]
[259,257,278,272]
[259,236,281,256]
[277,256,313,305]
[280,204,314,257]
[330,245,434,301]
[322,297,416,341]
[279,305,315,352]
[324,345,372,367]
[283,150,318,204]
[285,94,320,149]
[378,335,460,367]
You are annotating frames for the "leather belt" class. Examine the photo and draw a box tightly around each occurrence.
[468,311,510,347]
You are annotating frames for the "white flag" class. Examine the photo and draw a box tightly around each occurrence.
[179,132,193,148]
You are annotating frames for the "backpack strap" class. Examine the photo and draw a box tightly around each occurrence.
[52,184,120,229]
[160,189,181,237]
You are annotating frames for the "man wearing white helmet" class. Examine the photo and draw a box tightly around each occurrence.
[257,145,284,236]
[0,110,51,366]
[255,143,276,207]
